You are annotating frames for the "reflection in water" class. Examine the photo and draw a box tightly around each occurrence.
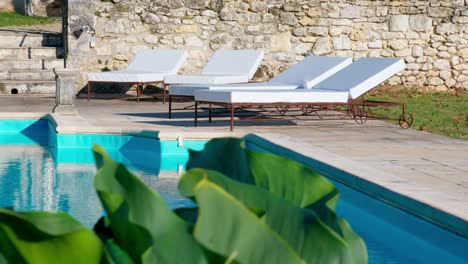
[0,145,191,227]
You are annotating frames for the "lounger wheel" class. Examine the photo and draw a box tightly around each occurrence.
[350,105,368,125]
[399,113,413,128]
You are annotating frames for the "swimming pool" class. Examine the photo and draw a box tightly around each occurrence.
[0,119,467,263]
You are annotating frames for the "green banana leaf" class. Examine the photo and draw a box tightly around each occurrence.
[92,145,208,264]
[180,169,365,264]
[185,138,367,263]
[187,138,338,210]
[0,209,104,263]
[190,177,304,264]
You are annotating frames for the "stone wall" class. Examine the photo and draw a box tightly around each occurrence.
[72,0,468,91]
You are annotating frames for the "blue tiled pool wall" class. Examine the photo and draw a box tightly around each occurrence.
[0,119,206,172]
[245,140,468,264]
[0,119,204,226]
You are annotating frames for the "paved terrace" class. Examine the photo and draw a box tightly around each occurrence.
[0,95,467,236]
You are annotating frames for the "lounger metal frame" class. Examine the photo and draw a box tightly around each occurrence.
[193,98,413,131]
[87,81,169,103]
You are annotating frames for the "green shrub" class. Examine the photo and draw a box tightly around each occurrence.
[0,138,367,263]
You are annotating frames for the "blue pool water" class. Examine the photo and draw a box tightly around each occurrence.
[0,119,467,263]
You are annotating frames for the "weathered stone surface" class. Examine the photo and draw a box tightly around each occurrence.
[299,16,314,26]
[459,48,468,58]
[434,59,451,70]
[175,24,199,33]
[389,15,409,32]
[409,15,433,32]
[333,35,352,50]
[368,40,382,49]
[271,32,292,52]
[280,12,298,25]
[427,77,444,85]
[312,37,331,55]
[340,6,360,19]
[412,46,424,57]
[308,27,328,36]
[185,36,203,47]
[388,39,407,50]
[435,23,458,35]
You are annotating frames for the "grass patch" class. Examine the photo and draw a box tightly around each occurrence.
[368,89,468,140]
[0,12,57,27]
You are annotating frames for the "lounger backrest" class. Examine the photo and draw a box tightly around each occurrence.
[269,56,352,88]
[201,50,264,78]
[314,58,406,100]
[128,49,187,74]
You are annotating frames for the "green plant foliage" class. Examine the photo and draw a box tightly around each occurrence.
[0,13,57,27]
[185,138,367,263]
[369,89,468,140]
[92,144,208,264]
[0,138,367,263]
[0,209,104,263]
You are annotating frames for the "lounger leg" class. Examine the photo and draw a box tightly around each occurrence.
[163,83,167,104]
[87,82,91,101]
[168,95,172,119]
[136,83,141,102]
[194,101,198,127]
[209,104,212,123]
[230,104,234,131]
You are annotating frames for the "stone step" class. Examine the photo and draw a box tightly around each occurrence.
[0,69,57,81]
[0,59,64,70]
[0,47,64,60]
[0,80,55,94]
[0,32,63,48]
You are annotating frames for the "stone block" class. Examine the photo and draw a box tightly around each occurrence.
[459,48,468,58]
[299,16,314,26]
[280,12,298,25]
[340,6,360,19]
[332,35,352,50]
[175,25,199,33]
[389,15,409,32]
[412,46,424,57]
[308,27,328,36]
[409,15,433,32]
[329,27,342,36]
[434,59,451,70]
[185,35,203,47]
[427,77,444,85]
[271,32,292,52]
[439,71,452,81]
[388,39,408,50]
[202,10,218,18]
[312,37,331,55]
[435,23,458,35]
[368,40,383,49]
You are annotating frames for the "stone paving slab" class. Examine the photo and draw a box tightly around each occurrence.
[0,95,467,235]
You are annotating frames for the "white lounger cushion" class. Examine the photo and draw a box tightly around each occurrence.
[315,57,406,99]
[165,50,264,84]
[88,71,165,83]
[170,83,299,96]
[168,55,352,96]
[269,56,352,88]
[201,50,264,78]
[88,49,187,82]
[164,75,248,85]
[195,89,349,104]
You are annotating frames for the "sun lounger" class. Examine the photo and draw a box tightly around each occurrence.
[168,55,352,118]
[165,49,264,85]
[87,49,187,102]
[193,57,412,131]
